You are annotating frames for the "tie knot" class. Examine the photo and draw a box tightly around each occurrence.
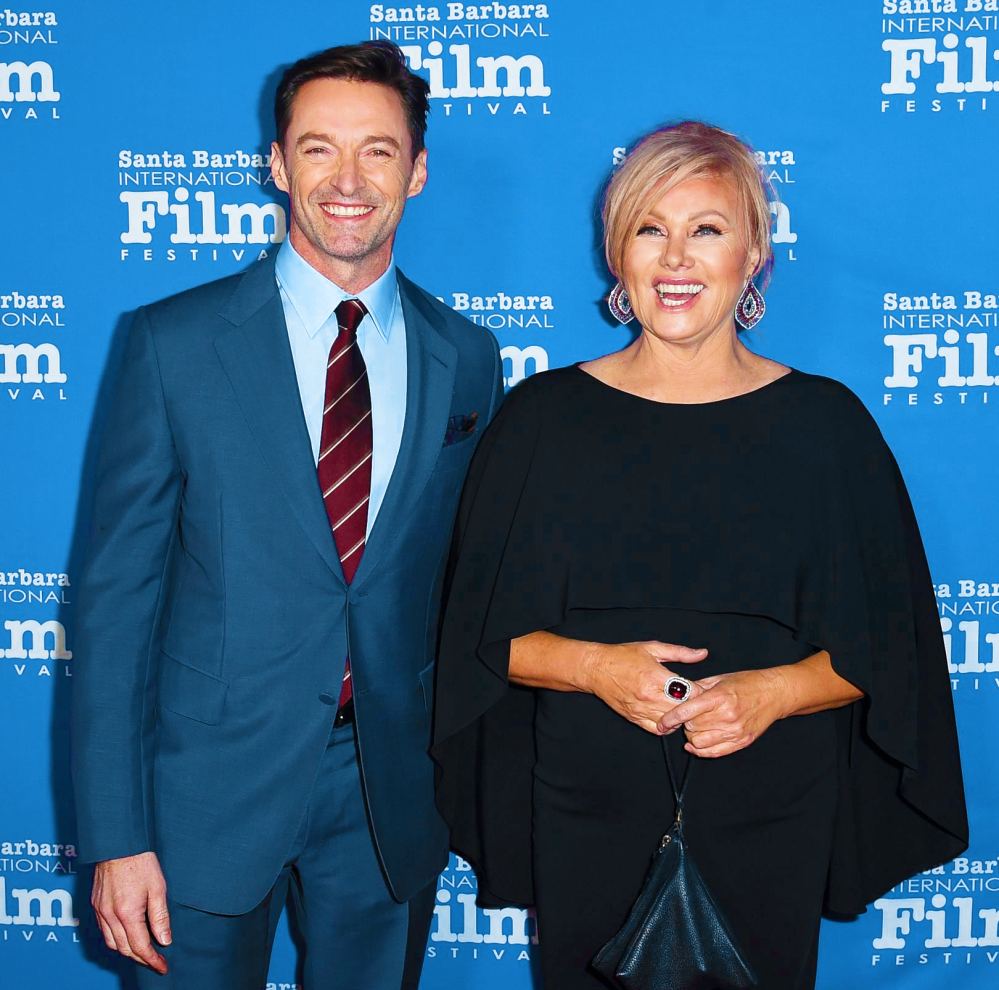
[335,298,368,336]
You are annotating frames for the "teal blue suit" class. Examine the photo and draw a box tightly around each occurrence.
[71,255,502,930]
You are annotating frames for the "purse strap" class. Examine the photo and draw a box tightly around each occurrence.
[660,736,692,827]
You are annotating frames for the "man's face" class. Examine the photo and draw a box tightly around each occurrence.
[271,77,427,288]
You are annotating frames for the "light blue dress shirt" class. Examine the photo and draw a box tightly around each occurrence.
[275,240,408,538]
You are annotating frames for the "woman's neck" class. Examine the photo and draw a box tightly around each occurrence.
[584,326,786,404]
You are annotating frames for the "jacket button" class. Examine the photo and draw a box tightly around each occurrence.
[319,692,336,706]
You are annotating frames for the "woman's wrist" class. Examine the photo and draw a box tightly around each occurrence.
[577,640,606,694]
[766,651,861,718]
[761,664,800,720]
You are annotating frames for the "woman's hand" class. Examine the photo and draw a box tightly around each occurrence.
[655,667,792,757]
[582,641,709,735]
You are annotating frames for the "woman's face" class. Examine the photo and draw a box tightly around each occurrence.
[620,173,760,346]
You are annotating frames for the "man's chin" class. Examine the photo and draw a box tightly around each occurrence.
[302,233,379,265]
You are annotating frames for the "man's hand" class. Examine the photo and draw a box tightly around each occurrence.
[582,641,709,734]
[91,851,171,973]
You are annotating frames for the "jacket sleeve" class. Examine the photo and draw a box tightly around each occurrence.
[70,307,183,863]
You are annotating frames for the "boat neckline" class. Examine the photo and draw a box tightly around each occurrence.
[571,363,799,408]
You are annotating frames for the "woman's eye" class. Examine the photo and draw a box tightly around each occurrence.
[694,224,722,236]
[637,224,664,236]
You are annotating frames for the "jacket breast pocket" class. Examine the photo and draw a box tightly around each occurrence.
[158,652,228,725]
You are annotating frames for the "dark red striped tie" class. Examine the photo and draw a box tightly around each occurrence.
[318,298,371,709]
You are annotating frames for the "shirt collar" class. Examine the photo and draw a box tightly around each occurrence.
[275,239,398,341]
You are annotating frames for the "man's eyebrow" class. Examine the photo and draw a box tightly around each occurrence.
[295,132,402,150]
[364,134,401,149]
[296,131,334,146]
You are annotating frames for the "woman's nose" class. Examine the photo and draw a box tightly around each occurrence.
[660,234,691,270]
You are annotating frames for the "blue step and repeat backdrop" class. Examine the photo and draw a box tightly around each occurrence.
[2,1,998,988]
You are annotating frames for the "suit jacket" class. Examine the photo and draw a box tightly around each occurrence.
[70,254,502,914]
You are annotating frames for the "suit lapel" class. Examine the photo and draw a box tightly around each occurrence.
[214,257,345,583]
[353,272,457,586]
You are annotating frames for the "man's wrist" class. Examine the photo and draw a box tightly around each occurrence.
[97,850,155,867]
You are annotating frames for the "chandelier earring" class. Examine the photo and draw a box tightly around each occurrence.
[607,283,634,324]
[734,278,765,330]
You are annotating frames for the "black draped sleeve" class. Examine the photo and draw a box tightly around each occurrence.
[798,386,969,915]
[432,376,558,906]
[431,368,969,914]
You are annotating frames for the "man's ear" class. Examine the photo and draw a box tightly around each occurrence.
[407,149,428,199]
[270,140,289,194]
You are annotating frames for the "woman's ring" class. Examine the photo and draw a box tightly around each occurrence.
[664,676,693,702]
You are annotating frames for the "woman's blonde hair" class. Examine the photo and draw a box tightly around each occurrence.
[603,121,774,287]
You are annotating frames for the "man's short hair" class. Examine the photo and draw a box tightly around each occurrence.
[274,41,431,160]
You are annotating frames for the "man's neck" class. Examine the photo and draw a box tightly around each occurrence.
[289,231,392,295]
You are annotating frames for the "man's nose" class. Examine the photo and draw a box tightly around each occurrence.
[332,154,362,196]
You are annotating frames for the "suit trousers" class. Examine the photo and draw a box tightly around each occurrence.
[135,721,436,990]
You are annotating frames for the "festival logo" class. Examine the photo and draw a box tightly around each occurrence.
[1,290,68,403]
[0,289,64,330]
[449,288,555,332]
[0,568,71,607]
[610,145,800,264]
[501,343,548,388]
[0,341,65,393]
[0,289,67,403]
[426,855,537,969]
[757,148,799,264]
[0,616,72,679]
[880,1,999,116]
[881,288,999,407]
[0,837,114,953]
[0,877,79,943]
[0,839,77,877]
[117,148,284,266]
[936,576,999,691]
[0,9,60,123]
[870,855,999,972]
[442,286,554,387]
[370,3,553,119]
[0,568,73,694]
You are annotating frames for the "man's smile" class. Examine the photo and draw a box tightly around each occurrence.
[319,202,376,219]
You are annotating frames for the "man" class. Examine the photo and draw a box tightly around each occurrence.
[71,41,501,989]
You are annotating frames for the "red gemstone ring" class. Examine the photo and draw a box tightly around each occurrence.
[664,676,693,703]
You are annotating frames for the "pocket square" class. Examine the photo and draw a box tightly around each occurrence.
[443,412,479,446]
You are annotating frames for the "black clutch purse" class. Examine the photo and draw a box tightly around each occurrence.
[592,739,758,990]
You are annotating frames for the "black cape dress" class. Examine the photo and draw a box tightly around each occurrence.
[432,366,968,988]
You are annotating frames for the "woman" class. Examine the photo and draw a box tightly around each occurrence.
[432,121,968,989]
